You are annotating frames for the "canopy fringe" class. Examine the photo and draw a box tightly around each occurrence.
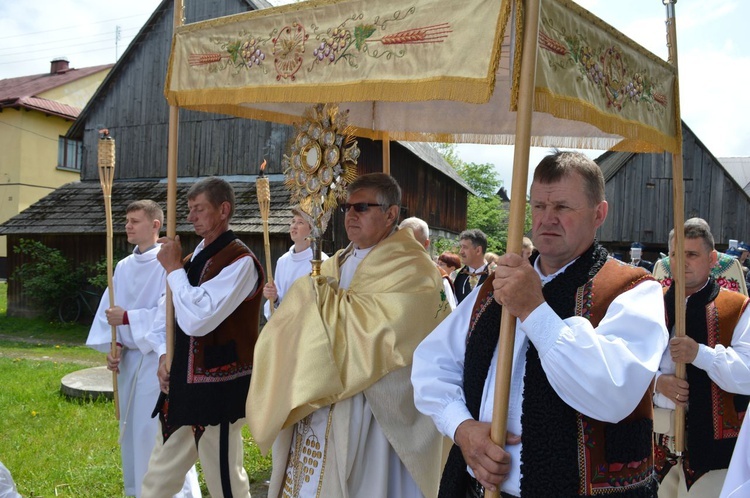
[533,88,679,154]
[166,76,495,108]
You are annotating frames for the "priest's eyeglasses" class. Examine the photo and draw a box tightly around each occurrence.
[339,203,384,214]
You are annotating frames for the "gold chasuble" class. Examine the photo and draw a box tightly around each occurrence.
[247,229,450,493]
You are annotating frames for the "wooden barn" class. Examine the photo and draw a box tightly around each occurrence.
[0,0,470,317]
[597,121,750,262]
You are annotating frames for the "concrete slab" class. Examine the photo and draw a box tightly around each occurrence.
[60,366,114,400]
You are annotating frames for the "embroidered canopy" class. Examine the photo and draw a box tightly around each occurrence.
[165,0,680,154]
[162,0,687,461]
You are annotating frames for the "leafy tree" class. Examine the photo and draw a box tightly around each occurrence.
[455,161,501,198]
[432,236,459,256]
[11,239,88,317]
[87,249,130,291]
[466,195,505,252]
[433,143,461,169]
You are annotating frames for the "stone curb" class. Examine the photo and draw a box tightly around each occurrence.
[60,366,114,400]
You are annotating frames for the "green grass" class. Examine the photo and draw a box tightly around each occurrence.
[0,282,272,497]
[0,281,7,314]
[0,280,91,344]
[0,357,122,497]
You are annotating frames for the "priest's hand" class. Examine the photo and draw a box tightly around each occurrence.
[157,235,184,274]
[263,282,278,302]
[105,305,126,326]
[454,419,519,492]
[157,354,170,394]
[492,253,544,321]
[669,336,699,364]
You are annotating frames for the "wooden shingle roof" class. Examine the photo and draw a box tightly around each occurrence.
[0,178,293,236]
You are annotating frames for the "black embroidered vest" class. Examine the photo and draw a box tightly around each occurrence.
[161,230,264,428]
[663,279,749,480]
[439,244,659,497]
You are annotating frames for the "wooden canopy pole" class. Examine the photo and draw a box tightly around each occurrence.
[486,0,540,496]
[165,0,184,373]
[663,0,687,454]
[382,131,391,174]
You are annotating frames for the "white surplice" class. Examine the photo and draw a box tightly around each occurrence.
[263,245,328,320]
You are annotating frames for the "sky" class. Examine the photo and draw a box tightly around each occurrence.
[1,0,748,192]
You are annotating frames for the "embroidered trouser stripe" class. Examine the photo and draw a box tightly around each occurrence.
[220,421,233,498]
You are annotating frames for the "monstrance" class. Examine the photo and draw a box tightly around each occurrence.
[282,103,359,275]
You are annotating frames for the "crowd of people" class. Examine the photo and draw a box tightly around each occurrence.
[52,151,750,497]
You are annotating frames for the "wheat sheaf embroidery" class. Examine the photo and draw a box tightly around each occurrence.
[538,16,668,113]
[188,7,451,80]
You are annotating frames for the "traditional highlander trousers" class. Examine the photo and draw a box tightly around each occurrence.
[440,245,658,497]
[142,231,264,497]
[655,279,750,495]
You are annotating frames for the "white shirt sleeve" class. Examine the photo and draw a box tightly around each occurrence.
[691,305,750,395]
[167,255,258,337]
[412,291,477,441]
[413,278,668,436]
[521,279,668,423]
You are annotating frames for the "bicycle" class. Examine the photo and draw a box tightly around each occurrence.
[58,289,101,323]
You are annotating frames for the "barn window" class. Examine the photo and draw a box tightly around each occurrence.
[57,137,82,171]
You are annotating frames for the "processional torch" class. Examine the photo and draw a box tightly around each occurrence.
[256,160,275,315]
[97,129,119,420]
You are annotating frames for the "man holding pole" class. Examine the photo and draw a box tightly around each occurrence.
[654,218,750,497]
[141,177,264,498]
[87,200,200,498]
[412,151,668,497]
[247,173,450,498]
